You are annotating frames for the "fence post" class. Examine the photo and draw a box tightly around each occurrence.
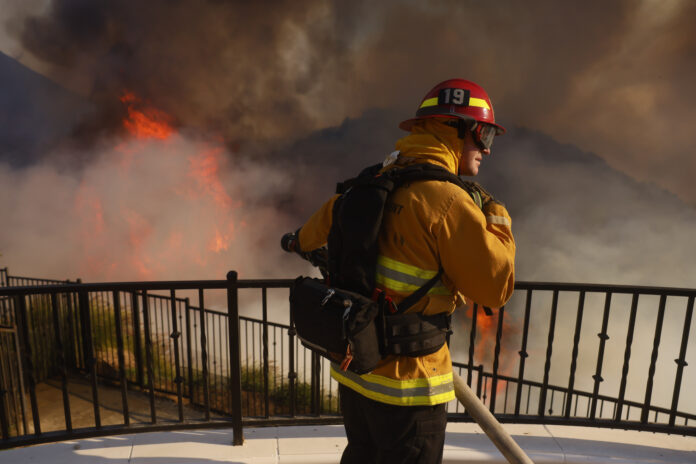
[261,287,270,418]
[140,291,157,424]
[565,291,586,418]
[73,279,84,371]
[62,285,78,371]
[489,306,506,413]
[476,365,484,398]
[131,292,144,389]
[311,352,321,415]
[641,294,667,423]
[615,292,639,422]
[198,289,212,421]
[112,291,130,426]
[514,291,532,416]
[169,290,185,422]
[0,268,9,325]
[78,289,101,428]
[467,304,478,387]
[15,295,41,435]
[0,329,10,439]
[590,292,612,419]
[50,293,72,432]
[184,298,194,402]
[11,322,29,435]
[288,306,297,418]
[227,271,243,445]
[670,295,694,426]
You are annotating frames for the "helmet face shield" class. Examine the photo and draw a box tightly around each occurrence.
[444,120,498,150]
[473,123,497,150]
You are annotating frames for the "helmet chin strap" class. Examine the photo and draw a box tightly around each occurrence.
[455,119,469,139]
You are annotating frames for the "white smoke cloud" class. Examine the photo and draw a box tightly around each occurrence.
[0,131,312,284]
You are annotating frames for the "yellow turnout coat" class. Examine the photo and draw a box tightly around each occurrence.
[297,120,516,406]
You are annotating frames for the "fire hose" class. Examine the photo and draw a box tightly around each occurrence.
[283,235,534,463]
[452,371,534,464]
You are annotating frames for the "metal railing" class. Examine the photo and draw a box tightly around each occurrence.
[446,283,695,435]
[0,269,694,449]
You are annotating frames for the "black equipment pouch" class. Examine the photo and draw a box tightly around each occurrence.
[289,275,452,375]
[290,276,382,374]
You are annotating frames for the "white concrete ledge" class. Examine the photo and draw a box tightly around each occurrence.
[1,423,694,463]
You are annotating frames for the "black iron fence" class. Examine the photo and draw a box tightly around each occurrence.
[447,283,695,435]
[0,268,694,449]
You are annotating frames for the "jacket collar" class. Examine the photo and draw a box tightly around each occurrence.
[393,119,462,174]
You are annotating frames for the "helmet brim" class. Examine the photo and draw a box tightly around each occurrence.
[399,115,506,135]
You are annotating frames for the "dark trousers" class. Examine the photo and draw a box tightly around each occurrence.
[339,384,447,464]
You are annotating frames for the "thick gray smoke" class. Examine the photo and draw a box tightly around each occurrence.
[6,0,353,145]
[3,0,696,203]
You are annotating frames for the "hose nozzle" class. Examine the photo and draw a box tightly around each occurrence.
[281,232,298,253]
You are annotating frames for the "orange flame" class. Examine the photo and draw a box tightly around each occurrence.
[465,303,519,395]
[210,226,234,252]
[74,91,239,280]
[187,147,234,210]
[466,304,499,357]
[120,91,174,140]
[123,209,155,280]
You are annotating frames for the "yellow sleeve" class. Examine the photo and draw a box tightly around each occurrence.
[437,194,516,308]
[297,194,340,252]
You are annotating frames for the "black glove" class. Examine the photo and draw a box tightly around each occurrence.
[281,231,329,278]
[303,247,329,272]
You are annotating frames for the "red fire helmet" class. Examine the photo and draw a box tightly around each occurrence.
[399,78,506,136]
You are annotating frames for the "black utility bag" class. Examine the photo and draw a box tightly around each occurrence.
[290,163,472,375]
[290,277,382,374]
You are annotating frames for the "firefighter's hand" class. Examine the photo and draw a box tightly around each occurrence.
[304,247,329,272]
[281,232,299,253]
[461,181,501,209]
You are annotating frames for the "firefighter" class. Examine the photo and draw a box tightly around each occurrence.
[293,79,515,464]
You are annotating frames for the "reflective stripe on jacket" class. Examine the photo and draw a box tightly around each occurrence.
[298,119,515,406]
[330,361,455,406]
[376,255,451,296]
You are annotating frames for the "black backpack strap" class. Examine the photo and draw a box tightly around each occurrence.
[336,163,384,194]
[393,268,444,314]
[387,163,465,188]
[386,163,486,208]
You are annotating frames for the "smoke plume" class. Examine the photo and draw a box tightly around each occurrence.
[3,1,695,203]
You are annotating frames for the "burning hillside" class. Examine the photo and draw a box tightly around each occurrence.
[0,88,308,282]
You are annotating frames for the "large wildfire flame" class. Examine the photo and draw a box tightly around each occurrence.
[72,92,241,280]
[119,92,175,140]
